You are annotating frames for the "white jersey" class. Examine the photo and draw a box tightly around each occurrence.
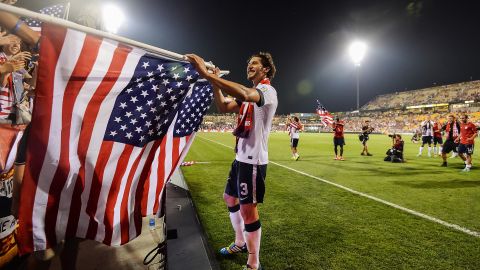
[235,82,278,165]
[421,120,434,137]
[289,122,301,139]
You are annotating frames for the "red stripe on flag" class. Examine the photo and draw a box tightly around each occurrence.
[166,137,181,181]
[44,34,102,248]
[119,146,147,244]
[140,166,151,217]
[17,25,67,254]
[152,137,167,214]
[135,140,161,235]
[66,44,132,239]
[102,145,134,245]
[85,140,114,239]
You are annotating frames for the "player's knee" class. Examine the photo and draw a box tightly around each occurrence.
[240,205,258,223]
[223,193,238,206]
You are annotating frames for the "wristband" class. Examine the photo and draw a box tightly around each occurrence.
[10,19,24,35]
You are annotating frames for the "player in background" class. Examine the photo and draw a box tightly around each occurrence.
[432,120,443,157]
[455,114,477,172]
[287,116,302,161]
[440,115,461,167]
[332,117,345,161]
[417,115,434,157]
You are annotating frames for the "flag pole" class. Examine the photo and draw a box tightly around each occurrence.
[0,3,224,72]
[64,2,71,20]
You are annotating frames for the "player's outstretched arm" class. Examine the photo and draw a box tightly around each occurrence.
[186,54,261,104]
[0,11,40,46]
[210,67,240,113]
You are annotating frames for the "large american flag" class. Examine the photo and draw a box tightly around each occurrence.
[23,3,69,31]
[17,23,213,253]
[316,100,334,126]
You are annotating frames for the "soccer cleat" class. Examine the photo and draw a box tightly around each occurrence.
[449,153,457,159]
[441,162,447,167]
[333,156,338,160]
[295,155,300,161]
[366,153,373,156]
[219,242,247,256]
[291,156,296,160]
[360,152,365,156]
[461,167,471,172]
[242,264,262,270]
[339,157,345,161]
[416,153,421,157]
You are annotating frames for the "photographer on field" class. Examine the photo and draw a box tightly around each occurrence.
[384,134,405,163]
[360,120,374,156]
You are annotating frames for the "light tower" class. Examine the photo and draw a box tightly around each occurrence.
[348,41,367,110]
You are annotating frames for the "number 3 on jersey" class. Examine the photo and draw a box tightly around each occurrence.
[240,183,248,196]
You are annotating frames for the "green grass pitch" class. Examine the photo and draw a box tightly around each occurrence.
[181,132,480,270]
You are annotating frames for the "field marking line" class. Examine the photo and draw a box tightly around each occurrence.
[198,136,480,238]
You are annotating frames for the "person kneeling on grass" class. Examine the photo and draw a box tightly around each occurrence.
[384,134,405,163]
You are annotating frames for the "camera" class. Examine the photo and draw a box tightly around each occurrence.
[388,134,395,138]
[27,54,39,70]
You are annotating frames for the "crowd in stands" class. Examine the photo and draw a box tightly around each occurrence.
[0,10,39,268]
[201,114,289,132]
[200,110,480,134]
[362,81,480,111]
[199,78,480,135]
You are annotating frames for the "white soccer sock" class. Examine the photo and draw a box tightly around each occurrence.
[246,227,261,268]
[428,147,432,155]
[433,146,437,155]
[229,211,245,246]
[466,164,472,168]
[439,146,443,154]
[419,147,423,155]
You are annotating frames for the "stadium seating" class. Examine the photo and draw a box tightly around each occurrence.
[361,80,480,111]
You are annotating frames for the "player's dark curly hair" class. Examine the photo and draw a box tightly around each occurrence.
[248,52,276,80]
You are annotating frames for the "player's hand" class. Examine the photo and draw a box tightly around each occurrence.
[212,67,220,78]
[11,51,31,62]
[1,60,25,73]
[185,53,210,79]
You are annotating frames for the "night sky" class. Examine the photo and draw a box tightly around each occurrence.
[16,0,480,113]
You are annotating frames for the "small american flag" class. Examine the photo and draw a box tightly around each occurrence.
[17,23,213,254]
[316,100,334,126]
[0,86,13,120]
[23,3,69,31]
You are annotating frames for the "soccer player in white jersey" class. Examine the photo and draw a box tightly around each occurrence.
[188,52,277,270]
[417,115,434,157]
[287,116,302,160]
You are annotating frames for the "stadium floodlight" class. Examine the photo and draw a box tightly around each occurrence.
[349,41,367,66]
[348,41,367,110]
[102,3,125,34]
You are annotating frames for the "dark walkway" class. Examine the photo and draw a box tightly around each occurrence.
[44,169,217,270]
